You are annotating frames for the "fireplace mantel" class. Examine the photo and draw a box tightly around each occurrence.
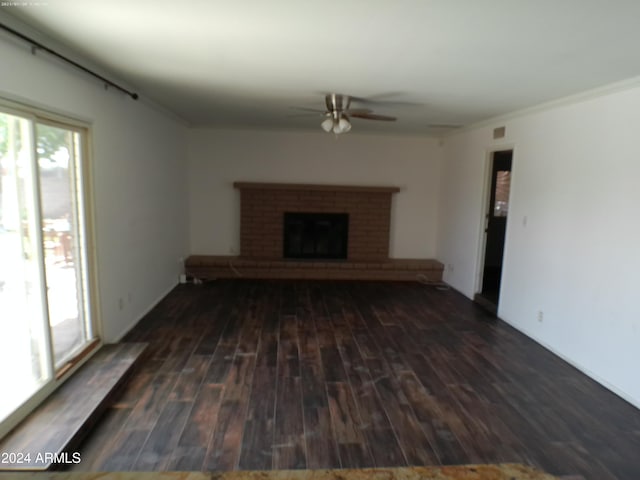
[233,182,400,194]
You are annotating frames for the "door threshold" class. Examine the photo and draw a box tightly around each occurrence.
[473,293,498,316]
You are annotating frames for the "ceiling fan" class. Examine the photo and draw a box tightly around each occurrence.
[293,93,397,134]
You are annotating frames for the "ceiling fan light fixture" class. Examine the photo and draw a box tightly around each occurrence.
[321,117,334,132]
[336,116,351,133]
[322,114,351,134]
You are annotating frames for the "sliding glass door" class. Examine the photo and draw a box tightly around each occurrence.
[0,112,51,425]
[0,107,96,436]
[36,122,93,367]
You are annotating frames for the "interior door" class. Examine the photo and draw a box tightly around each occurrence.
[480,150,512,305]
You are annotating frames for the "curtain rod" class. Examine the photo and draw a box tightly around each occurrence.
[0,22,139,100]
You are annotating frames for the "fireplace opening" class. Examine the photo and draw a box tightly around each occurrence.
[283,212,348,259]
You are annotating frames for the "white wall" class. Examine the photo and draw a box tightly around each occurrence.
[1,34,189,342]
[187,128,442,259]
[438,84,640,408]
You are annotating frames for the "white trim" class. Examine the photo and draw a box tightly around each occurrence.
[500,317,640,411]
[113,281,179,342]
[443,74,640,137]
[28,113,56,379]
[474,149,493,295]
[83,128,104,342]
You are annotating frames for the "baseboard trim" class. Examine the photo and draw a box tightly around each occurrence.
[113,281,178,343]
[499,317,640,411]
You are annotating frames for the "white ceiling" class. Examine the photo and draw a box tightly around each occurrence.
[7,0,640,135]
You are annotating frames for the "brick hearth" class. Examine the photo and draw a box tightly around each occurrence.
[185,256,444,282]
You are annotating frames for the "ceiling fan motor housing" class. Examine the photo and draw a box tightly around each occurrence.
[326,93,351,113]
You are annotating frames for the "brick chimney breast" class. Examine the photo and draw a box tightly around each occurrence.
[234,182,399,261]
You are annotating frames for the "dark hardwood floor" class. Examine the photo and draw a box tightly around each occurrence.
[0,343,145,471]
[72,280,640,479]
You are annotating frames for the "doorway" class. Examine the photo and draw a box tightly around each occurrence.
[475,149,512,314]
[0,106,98,438]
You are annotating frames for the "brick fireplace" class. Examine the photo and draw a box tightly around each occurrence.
[235,182,399,261]
[185,182,444,281]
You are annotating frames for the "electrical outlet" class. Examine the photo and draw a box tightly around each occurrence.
[447,263,454,273]
[537,310,544,322]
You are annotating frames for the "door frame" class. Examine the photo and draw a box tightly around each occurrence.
[0,97,103,439]
[475,145,515,302]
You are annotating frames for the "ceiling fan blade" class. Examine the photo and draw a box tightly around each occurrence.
[343,108,373,116]
[290,106,327,113]
[349,93,421,107]
[349,112,397,121]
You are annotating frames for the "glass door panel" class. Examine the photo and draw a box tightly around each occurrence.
[1,106,96,437]
[36,123,92,368]
[0,112,51,423]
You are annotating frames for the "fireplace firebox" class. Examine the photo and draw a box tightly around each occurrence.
[283,212,348,259]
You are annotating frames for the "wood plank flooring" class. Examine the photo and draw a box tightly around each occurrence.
[71,280,640,480]
[0,343,146,470]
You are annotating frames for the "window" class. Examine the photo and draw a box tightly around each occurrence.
[0,105,97,437]
[493,170,511,217]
